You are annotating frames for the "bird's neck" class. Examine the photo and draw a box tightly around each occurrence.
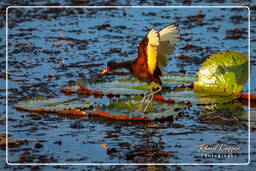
[114,60,133,71]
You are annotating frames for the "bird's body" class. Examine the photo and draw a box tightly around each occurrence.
[131,59,162,85]
[102,24,180,112]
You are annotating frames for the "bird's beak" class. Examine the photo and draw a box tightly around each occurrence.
[101,67,110,75]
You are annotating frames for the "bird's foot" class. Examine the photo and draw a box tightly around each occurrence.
[143,94,154,112]
[135,86,162,113]
[135,94,154,113]
[135,95,148,113]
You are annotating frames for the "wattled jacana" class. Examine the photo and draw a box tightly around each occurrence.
[102,24,180,112]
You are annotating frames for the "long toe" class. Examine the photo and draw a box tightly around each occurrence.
[143,95,154,112]
[143,87,162,112]
[135,88,161,113]
[136,95,147,112]
[135,104,142,113]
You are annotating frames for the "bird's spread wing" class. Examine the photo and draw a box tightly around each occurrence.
[157,24,180,70]
[137,28,160,74]
[137,25,179,75]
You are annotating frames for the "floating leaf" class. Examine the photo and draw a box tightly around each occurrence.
[236,93,256,100]
[15,98,93,115]
[100,96,186,120]
[199,114,239,125]
[16,107,86,115]
[76,74,196,95]
[147,124,168,129]
[90,109,173,121]
[194,51,248,96]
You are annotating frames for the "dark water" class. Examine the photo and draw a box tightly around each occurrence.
[0,1,256,171]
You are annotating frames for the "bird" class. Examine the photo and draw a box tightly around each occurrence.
[101,24,180,112]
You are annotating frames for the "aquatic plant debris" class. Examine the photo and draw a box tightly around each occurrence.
[0,134,39,150]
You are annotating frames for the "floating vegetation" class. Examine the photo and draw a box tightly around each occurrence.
[194,51,248,96]
[15,64,254,122]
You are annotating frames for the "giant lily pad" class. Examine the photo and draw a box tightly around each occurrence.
[194,51,248,96]
[100,95,187,120]
[76,74,196,95]
[15,98,93,116]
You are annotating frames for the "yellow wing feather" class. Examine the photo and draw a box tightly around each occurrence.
[147,28,159,74]
[138,25,179,75]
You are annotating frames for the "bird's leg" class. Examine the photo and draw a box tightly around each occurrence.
[143,93,154,112]
[136,88,153,113]
[143,86,162,112]
[136,94,148,112]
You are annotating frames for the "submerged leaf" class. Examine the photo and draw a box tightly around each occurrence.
[194,51,248,96]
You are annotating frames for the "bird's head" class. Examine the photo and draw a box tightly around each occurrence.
[101,61,118,75]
